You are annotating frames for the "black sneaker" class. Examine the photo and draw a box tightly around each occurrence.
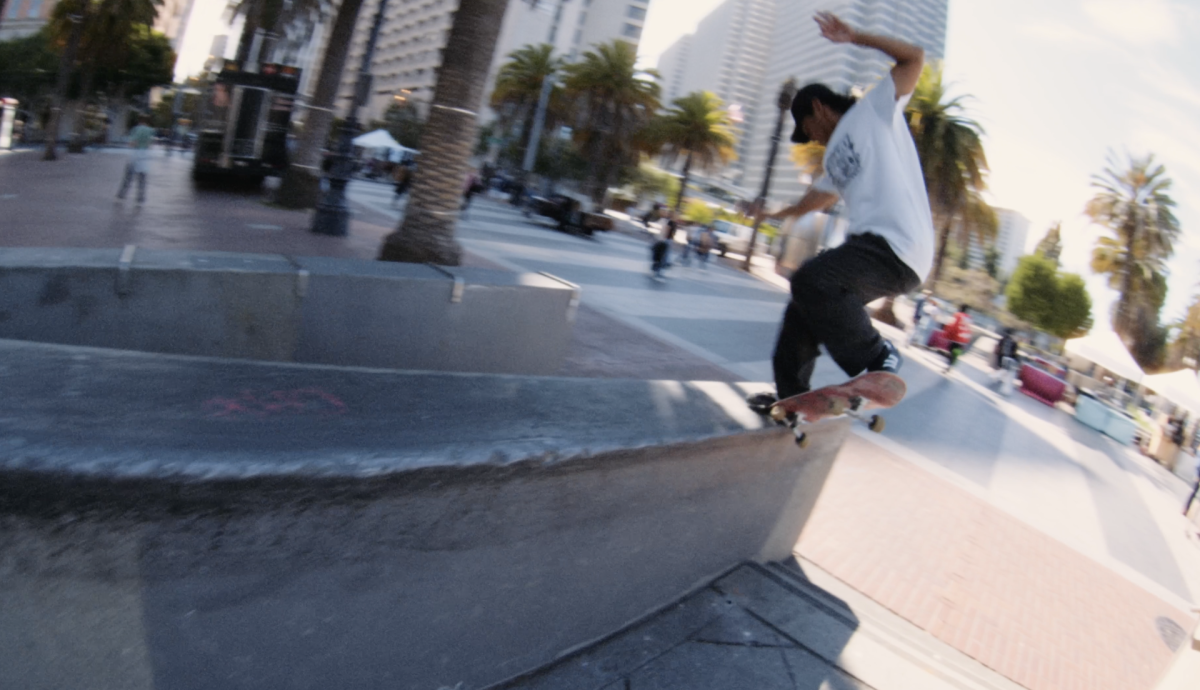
[868,339,903,375]
[746,392,778,414]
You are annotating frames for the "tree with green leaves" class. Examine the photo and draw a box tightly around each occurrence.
[378,0,510,265]
[274,0,367,208]
[641,90,736,212]
[490,43,562,164]
[1034,222,1063,266]
[0,29,59,103]
[1167,293,1200,370]
[906,63,994,283]
[1087,152,1180,367]
[561,40,660,202]
[43,0,164,159]
[1006,254,1092,339]
[789,141,825,181]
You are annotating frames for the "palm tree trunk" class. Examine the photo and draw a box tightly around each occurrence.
[379,0,510,265]
[1116,221,1139,340]
[68,66,97,152]
[930,211,955,284]
[674,150,692,213]
[44,12,87,161]
[275,0,367,208]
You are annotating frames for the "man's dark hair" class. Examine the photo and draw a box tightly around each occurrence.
[790,83,858,143]
[960,304,970,313]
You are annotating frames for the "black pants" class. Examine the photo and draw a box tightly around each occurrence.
[773,233,920,399]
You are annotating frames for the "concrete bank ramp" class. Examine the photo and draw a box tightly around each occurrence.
[0,338,852,690]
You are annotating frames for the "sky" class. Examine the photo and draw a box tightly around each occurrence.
[640,0,1200,333]
[173,0,233,83]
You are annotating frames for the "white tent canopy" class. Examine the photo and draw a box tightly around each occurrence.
[1142,369,1200,415]
[1064,330,1145,383]
[352,129,417,157]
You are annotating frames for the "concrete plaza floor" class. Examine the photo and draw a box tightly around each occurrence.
[2,146,1198,689]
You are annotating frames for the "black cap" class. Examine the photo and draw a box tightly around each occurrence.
[790,83,839,144]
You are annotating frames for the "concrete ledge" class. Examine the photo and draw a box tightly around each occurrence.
[0,338,849,690]
[0,247,577,375]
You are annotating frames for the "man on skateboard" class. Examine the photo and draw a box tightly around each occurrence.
[748,11,934,414]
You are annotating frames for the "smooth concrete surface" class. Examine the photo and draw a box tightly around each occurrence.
[0,338,848,690]
[0,247,576,375]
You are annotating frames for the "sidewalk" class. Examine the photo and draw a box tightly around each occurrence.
[4,150,1198,689]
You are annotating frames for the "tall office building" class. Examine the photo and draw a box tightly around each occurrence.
[655,33,691,105]
[740,0,948,202]
[338,0,651,123]
[1,0,58,41]
[154,0,196,49]
[966,209,1030,278]
[654,0,773,184]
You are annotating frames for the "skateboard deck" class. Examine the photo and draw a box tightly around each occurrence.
[769,372,906,446]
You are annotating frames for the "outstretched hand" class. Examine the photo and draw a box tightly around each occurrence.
[815,11,855,44]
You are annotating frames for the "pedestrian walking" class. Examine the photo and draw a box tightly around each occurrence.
[941,305,973,373]
[650,238,669,280]
[392,161,413,206]
[116,115,155,203]
[696,224,716,268]
[461,171,483,217]
[678,222,695,266]
[747,11,933,410]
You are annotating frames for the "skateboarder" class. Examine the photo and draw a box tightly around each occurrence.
[749,11,933,411]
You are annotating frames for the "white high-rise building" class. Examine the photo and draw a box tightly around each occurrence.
[1,0,57,41]
[338,0,650,123]
[154,0,197,50]
[655,34,691,105]
[967,209,1030,278]
[740,0,948,203]
[654,0,773,184]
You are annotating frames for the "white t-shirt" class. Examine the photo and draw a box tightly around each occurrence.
[812,74,935,281]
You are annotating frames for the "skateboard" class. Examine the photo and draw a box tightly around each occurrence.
[767,372,906,447]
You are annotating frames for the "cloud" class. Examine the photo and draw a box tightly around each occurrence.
[1082,0,1181,45]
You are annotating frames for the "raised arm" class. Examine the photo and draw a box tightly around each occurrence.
[814,11,924,98]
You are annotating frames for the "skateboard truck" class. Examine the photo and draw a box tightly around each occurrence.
[759,371,905,448]
[771,394,885,448]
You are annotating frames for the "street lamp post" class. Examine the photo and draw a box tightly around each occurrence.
[521,0,567,179]
[311,0,391,236]
[743,77,797,271]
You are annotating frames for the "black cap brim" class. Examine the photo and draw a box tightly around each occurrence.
[791,123,808,144]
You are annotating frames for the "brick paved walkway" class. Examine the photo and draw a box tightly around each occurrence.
[799,433,1197,690]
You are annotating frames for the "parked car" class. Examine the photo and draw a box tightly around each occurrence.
[711,219,757,256]
[530,194,613,236]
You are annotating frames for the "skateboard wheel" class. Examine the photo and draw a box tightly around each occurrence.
[869,415,885,433]
[770,405,788,422]
[795,432,809,448]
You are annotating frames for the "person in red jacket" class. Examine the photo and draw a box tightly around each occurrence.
[941,304,973,373]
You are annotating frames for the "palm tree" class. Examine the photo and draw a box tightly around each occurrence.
[68,0,164,147]
[490,43,561,163]
[378,0,510,265]
[275,0,367,208]
[561,40,660,202]
[789,142,825,181]
[43,0,162,160]
[1087,152,1180,353]
[643,91,736,212]
[906,62,992,283]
